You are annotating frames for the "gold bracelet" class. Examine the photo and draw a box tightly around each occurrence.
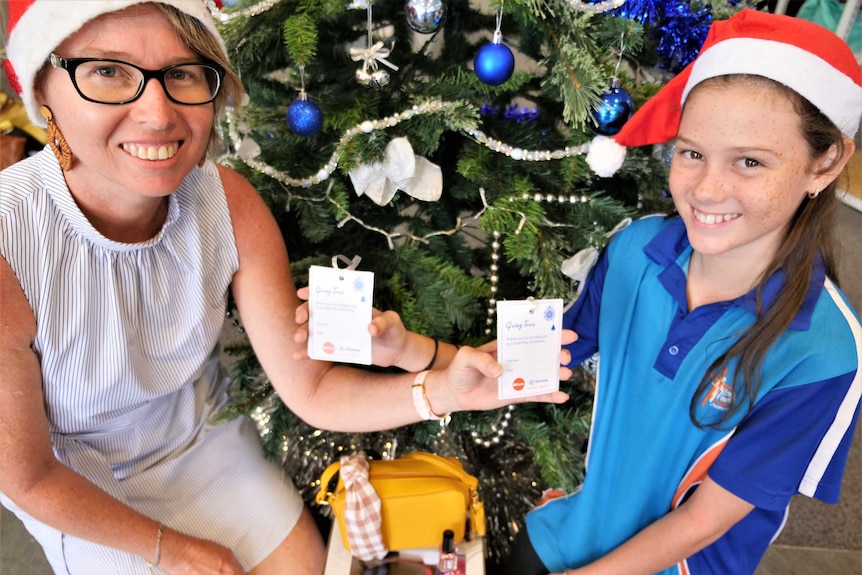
[146,522,163,567]
[411,370,448,421]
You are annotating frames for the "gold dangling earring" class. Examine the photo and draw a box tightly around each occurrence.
[40,105,73,171]
[808,188,820,199]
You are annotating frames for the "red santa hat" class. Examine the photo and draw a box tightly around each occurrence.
[586,8,862,177]
[3,0,227,128]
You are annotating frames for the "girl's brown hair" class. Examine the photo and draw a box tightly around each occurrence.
[687,75,849,428]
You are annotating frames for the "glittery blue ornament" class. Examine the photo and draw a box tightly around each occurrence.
[474,41,515,86]
[286,97,323,137]
[587,80,634,137]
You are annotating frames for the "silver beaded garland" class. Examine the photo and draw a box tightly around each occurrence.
[225,101,593,189]
[205,0,281,23]
[485,230,502,335]
[471,405,514,447]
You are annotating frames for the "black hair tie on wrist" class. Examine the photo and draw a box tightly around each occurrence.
[423,338,439,371]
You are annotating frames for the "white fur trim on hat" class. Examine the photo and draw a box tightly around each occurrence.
[683,38,862,140]
[586,9,862,179]
[6,0,225,128]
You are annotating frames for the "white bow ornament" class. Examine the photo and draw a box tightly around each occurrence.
[561,217,632,305]
[350,40,399,86]
[349,137,442,206]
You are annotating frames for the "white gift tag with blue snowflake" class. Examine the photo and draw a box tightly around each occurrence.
[307,258,374,365]
[497,298,563,399]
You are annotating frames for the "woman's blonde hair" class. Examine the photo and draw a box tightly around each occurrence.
[156,3,244,156]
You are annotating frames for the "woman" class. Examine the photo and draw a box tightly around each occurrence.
[0,2,571,574]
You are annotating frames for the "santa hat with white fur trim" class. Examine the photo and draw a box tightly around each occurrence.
[3,0,227,128]
[586,8,862,178]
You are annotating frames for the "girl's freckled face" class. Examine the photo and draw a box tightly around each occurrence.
[668,81,819,268]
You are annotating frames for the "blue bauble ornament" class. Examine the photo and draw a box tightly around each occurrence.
[286,97,323,137]
[474,41,515,86]
[587,80,634,137]
[405,0,446,34]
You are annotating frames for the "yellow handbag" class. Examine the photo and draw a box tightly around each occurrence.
[316,451,486,552]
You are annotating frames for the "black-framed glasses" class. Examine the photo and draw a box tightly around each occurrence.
[49,54,224,105]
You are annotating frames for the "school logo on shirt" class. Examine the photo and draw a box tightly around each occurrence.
[701,368,733,412]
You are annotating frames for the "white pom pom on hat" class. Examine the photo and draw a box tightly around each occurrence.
[585,136,627,178]
[585,8,862,178]
[3,0,227,128]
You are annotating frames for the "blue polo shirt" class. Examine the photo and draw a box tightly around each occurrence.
[526,216,862,574]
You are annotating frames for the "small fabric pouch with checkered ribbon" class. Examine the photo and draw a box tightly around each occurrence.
[338,452,388,561]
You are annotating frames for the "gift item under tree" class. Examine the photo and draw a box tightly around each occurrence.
[209,0,748,570]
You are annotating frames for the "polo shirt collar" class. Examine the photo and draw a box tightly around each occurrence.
[643,216,823,331]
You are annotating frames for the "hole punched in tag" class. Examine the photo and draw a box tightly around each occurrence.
[331,255,362,283]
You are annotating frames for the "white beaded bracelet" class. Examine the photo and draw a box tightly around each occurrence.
[412,370,448,421]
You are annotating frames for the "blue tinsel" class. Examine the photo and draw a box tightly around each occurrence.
[607,0,724,73]
[610,0,665,24]
[481,103,541,123]
[656,3,713,72]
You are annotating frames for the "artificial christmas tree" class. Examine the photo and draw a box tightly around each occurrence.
[209,0,746,568]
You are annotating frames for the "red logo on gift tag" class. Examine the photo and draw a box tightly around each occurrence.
[323,342,335,354]
[512,377,525,391]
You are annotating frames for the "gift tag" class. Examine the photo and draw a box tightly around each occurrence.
[308,257,374,365]
[497,298,563,399]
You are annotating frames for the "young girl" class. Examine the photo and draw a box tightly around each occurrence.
[514,9,862,575]
[302,8,862,575]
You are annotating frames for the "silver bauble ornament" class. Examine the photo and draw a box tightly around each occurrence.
[371,70,390,87]
[356,69,373,86]
[405,0,445,34]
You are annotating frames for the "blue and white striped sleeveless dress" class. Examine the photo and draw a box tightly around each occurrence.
[0,149,303,574]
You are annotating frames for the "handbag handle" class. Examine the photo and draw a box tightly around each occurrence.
[316,449,386,506]
[317,452,479,492]
[400,452,479,489]
[316,460,343,506]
